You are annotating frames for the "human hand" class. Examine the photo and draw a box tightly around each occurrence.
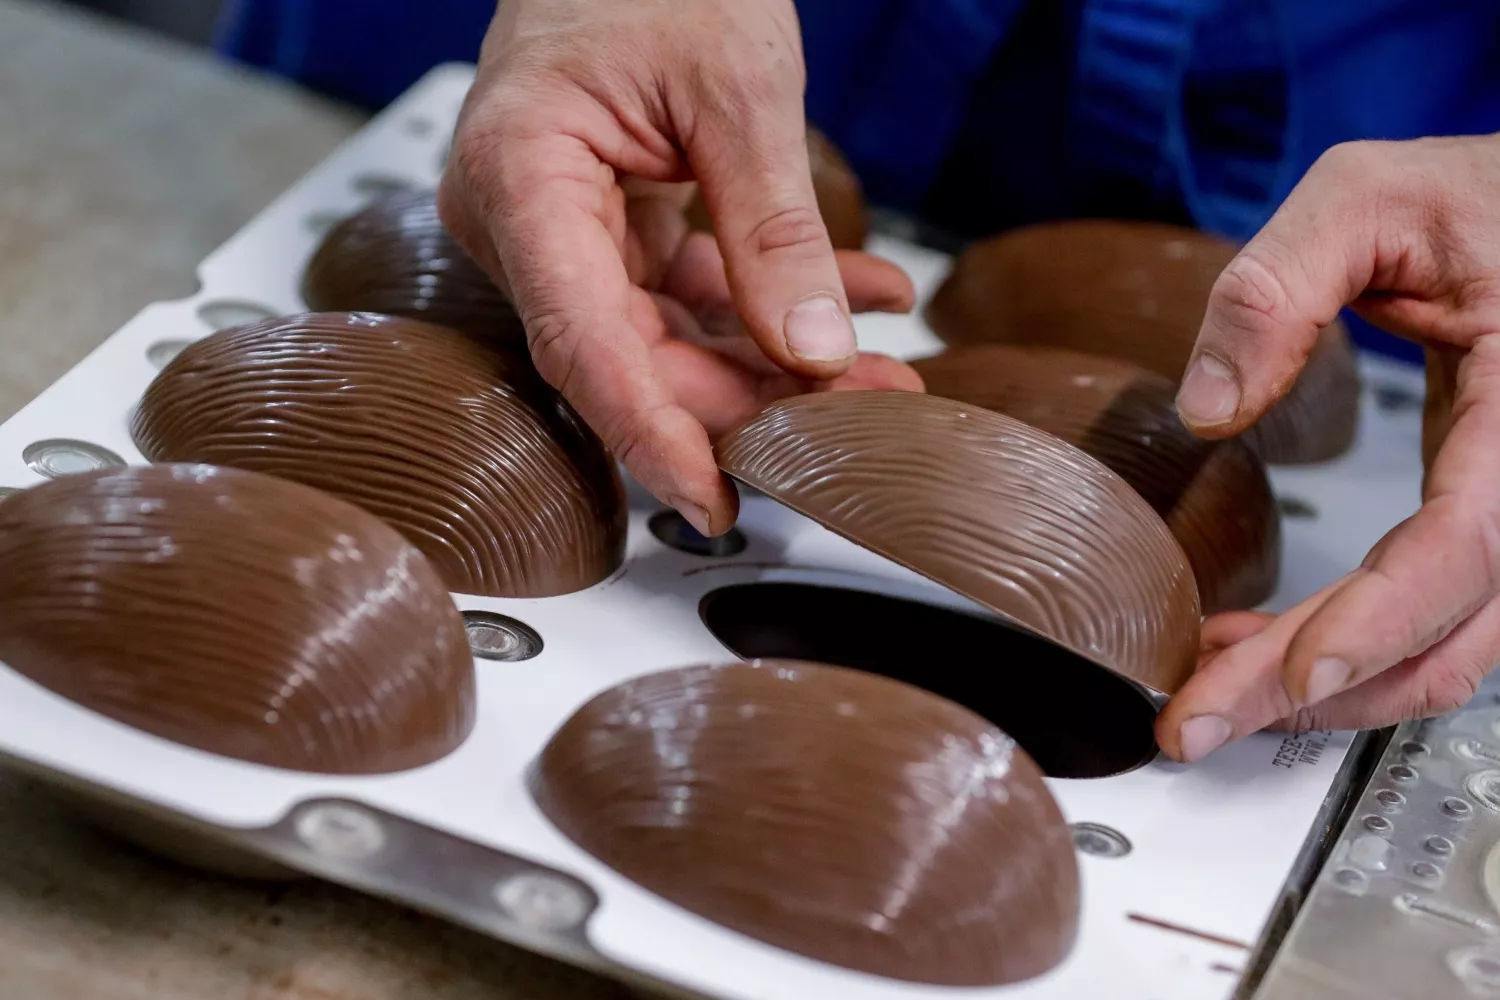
[437,0,919,537]
[1159,134,1500,761]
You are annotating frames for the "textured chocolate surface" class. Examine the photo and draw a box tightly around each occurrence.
[913,345,1280,613]
[716,390,1201,696]
[132,312,626,598]
[686,127,868,250]
[0,465,474,773]
[302,189,524,345]
[925,219,1360,463]
[532,660,1079,986]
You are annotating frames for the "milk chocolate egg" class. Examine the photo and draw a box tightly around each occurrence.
[686,127,869,250]
[716,391,1201,698]
[132,312,627,598]
[912,345,1279,612]
[532,660,1079,986]
[0,465,474,773]
[302,189,524,346]
[925,220,1360,463]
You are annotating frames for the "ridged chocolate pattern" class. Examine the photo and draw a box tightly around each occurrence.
[0,465,475,773]
[925,219,1361,464]
[912,345,1280,613]
[302,189,525,346]
[132,313,627,598]
[716,391,1201,695]
[686,127,869,250]
[531,660,1079,986]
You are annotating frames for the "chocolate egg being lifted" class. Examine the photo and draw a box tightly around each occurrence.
[532,660,1079,986]
[0,465,475,774]
[925,220,1360,464]
[686,127,869,250]
[132,312,627,598]
[302,189,524,346]
[912,345,1280,613]
[717,391,1201,703]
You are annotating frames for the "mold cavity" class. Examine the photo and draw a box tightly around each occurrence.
[23,439,126,478]
[1277,496,1318,519]
[304,211,348,236]
[352,173,415,199]
[463,611,544,662]
[1071,822,1132,858]
[649,509,748,558]
[197,300,277,331]
[146,339,194,370]
[698,582,1159,778]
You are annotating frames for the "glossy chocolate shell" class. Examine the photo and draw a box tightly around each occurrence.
[716,390,1201,697]
[0,465,474,773]
[925,219,1360,463]
[686,127,869,250]
[302,189,524,346]
[132,312,627,598]
[532,660,1079,986]
[912,345,1280,612]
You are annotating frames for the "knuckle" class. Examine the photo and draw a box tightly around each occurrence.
[745,205,829,256]
[525,310,586,400]
[1211,251,1298,335]
[1316,140,1395,185]
[1412,660,1483,717]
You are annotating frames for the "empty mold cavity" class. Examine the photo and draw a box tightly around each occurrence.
[462,611,544,662]
[23,439,125,478]
[132,312,627,598]
[531,660,1080,986]
[0,464,476,773]
[1072,822,1133,858]
[699,582,1159,778]
[196,300,277,331]
[146,339,194,370]
[352,173,415,199]
[648,509,747,558]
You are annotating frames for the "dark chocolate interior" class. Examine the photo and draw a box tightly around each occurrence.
[700,582,1158,777]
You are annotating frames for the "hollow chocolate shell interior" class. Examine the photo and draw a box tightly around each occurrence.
[924,219,1360,463]
[301,189,524,346]
[0,465,475,774]
[912,344,1280,613]
[686,127,868,250]
[531,660,1080,986]
[715,390,1201,699]
[131,312,627,598]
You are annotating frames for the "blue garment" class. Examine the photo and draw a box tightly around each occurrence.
[218,0,1500,363]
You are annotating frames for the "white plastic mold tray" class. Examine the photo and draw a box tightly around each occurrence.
[0,63,1432,1000]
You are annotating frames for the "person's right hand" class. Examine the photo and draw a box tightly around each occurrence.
[438,0,920,537]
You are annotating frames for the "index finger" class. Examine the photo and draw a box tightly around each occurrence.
[444,132,737,535]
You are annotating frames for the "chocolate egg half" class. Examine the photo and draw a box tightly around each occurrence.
[0,465,475,773]
[132,312,627,598]
[302,189,524,346]
[716,390,1201,698]
[686,127,869,250]
[532,660,1079,986]
[912,345,1280,613]
[925,219,1360,464]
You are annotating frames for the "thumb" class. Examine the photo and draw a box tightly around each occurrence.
[689,104,857,379]
[1178,143,1397,435]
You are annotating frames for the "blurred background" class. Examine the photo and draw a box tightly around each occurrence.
[64,0,222,44]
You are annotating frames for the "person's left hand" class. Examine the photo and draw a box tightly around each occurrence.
[1156,134,1500,762]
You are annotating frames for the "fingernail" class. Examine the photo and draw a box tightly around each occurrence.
[1305,656,1352,705]
[1177,354,1241,426]
[668,496,713,537]
[1179,715,1232,763]
[785,295,856,362]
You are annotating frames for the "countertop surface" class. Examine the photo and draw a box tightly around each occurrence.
[0,3,625,997]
